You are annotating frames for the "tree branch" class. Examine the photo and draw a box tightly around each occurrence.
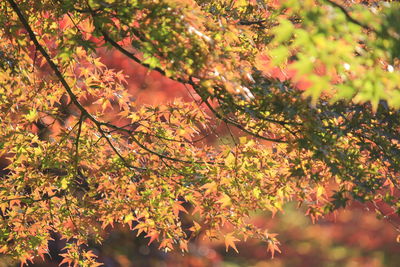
[7,0,145,173]
[324,0,374,32]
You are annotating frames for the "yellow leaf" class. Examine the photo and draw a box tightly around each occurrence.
[83,250,98,259]
[252,188,261,199]
[93,57,106,69]
[201,181,218,195]
[60,178,69,190]
[188,221,201,233]
[25,109,39,122]
[316,185,325,198]
[224,152,236,167]
[239,136,247,144]
[124,213,135,229]
[217,193,232,208]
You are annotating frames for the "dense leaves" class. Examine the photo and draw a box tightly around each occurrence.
[0,0,399,265]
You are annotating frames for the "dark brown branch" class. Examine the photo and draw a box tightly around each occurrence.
[100,30,190,84]
[0,190,65,204]
[7,0,145,173]
[99,122,217,165]
[9,0,206,170]
[324,0,374,32]
[104,36,297,136]
[238,19,267,26]
[74,114,84,164]
[7,0,88,118]
[83,4,298,139]
[7,0,218,167]
[100,35,294,139]
[9,0,290,149]
[204,99,287,143]
[238,17,302,30]
[188,79,288,143]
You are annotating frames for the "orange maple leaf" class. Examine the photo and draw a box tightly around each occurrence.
[267,241,281,259]
[145,231,159,245]
[179,240,189,252]
[225,233,240,253]
[172,201,188,217]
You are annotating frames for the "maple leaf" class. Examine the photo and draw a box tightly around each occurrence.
[201,181,218,196]
[37,246,49,261]
[179,240,189,252]
[24,109,39,122]
[191,205,203,216]
[83,250,98,259]
[145,231,159,245]
[225,233,240,253]
[217,193,232,208]
[267,241,281,259]
[224,152,236,167]
[58,255,74,267]
[133,223,147,237]
[188,221,201,233]
[0,245,7,254]
[123,213,135,229]
[158,238,174,251]
[93,57,106,69]
[265,232,281,258]
[172,201,188,217]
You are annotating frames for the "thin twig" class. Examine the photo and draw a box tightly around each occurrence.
[324,0,375,32]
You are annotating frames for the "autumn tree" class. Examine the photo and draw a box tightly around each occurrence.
[1,0,400,265]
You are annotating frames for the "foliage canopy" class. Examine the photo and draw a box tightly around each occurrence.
[0,0,400,265]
